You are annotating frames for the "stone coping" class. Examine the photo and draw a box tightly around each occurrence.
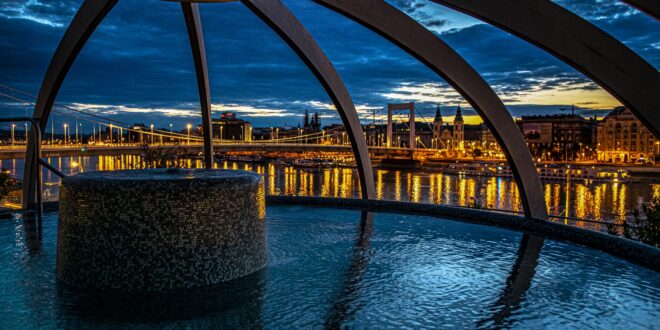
[266,195,660,272]
[61,168,261,184]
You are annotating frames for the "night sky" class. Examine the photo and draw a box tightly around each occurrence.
[0,0,658,131]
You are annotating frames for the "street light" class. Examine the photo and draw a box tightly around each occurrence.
[11,124,15,147]
[63,123,68,145]
[187,123,192,145]
[150,124,154,144]
[71,161,84,173]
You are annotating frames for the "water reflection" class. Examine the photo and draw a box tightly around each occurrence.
[477,235,544,329]
[57,269,266,327]
[16,214,42,255]
[1,156,657,224]
[325,211,375,328]
[324,212,546,329]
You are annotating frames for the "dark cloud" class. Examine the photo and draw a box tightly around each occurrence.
[425,19,448,28]
[0,0,657,129]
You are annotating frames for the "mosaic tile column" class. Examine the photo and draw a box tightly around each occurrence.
[57,168,267,292]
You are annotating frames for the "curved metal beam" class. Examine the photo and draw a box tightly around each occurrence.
[622,0,660,19]
[181,2,214,168]
[430,0,660,138]
[23,0,118,209]
[241,0,376,199]
[314,0,547,220]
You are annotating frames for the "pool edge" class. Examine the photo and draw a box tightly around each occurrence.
[265,196,660,272]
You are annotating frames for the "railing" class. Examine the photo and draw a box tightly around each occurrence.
[0,117,64,220]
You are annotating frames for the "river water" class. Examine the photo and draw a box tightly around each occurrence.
[2,155,658,226]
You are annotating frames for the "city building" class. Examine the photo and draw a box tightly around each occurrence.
[596,106,657,163]
[202,112,252,142]
[516,114,597,161]
[127,123,147,143]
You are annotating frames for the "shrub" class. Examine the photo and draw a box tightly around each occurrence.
[0,171,11,200]
[138,143,188,169]
[620,196,660,247]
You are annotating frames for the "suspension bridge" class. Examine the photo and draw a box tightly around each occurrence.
[0,83,459,160]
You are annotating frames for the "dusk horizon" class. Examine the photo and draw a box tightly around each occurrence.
[1,0,658,130]
[1,1,659,328]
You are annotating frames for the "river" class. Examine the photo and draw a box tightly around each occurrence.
[2,155,658,226]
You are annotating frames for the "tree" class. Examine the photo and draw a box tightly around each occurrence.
[613,196,660,247]
[138,143,188,169]
[0,171,12,200]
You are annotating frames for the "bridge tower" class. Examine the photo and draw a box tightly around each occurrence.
[386,102,415,149]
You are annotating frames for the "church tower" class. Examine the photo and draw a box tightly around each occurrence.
[452,105,464,150]
[303,109,310,130]
[432,103,443,149]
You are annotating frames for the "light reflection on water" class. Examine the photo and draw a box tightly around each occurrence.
[1,156,658,224]
[1,206,658,328]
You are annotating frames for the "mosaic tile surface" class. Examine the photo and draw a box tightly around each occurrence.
[57,168,267,292]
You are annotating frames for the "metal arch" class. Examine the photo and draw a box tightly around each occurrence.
[430,0,660,138]
[23,0,220,206]
[622,0,660,19]
[240,0,376,199]
[181,2,214,168]
[314,0,547,220]
[26,0,376,201]
[23,0,118,209]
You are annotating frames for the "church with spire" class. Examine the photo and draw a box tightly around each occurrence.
[302,110,321,134]
[452,105,464,150]
[432,103,464,151]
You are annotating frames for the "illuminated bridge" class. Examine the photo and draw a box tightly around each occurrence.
[0,143,440,160]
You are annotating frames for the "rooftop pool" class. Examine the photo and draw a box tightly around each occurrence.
[1,205,658,328]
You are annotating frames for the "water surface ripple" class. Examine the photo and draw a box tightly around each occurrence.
[0,205,658,328]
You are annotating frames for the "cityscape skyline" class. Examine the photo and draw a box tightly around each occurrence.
[0,0,658,129]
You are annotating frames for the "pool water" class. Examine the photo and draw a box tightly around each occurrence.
[0,205,658,329]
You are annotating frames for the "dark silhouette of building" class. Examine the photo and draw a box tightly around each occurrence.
[303,110,321,134]
[204,112,252,141]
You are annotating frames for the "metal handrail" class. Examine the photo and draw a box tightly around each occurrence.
[38,159,65,178]
[0,117,64,219]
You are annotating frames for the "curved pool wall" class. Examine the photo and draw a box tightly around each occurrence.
[266,196,660,271]
[1,206,658,328]
[39,194,659,272]
[57,169,267,291]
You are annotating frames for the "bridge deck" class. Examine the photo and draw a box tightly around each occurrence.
[0,143,437,160]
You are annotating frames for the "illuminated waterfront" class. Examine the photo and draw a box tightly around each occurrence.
[2,156,657,226]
